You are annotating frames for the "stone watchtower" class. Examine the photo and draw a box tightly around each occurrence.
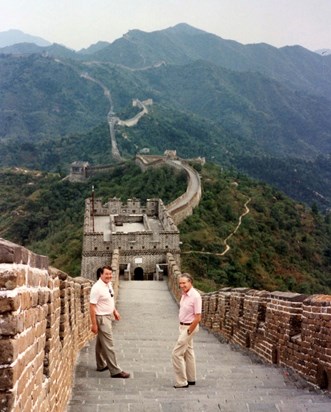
[81,197,181,281]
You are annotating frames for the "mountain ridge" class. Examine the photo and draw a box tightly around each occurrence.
[2,23,331,100]
[1,24,331,211]
[0,29,52,47]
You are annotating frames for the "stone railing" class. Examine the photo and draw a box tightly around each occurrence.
[166,252,331,392]
[0,239,94,412]
[202,289,331,390]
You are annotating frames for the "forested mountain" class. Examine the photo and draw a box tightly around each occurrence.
[0,163,330,294]
[0,23,331,211]
[1,24,331,292]
[88,24,331,100]
[2,24,331,98]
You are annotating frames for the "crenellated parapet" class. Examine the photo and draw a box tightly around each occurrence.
[166,252,331,391]
[0,238,94,412]
[81,197,181,280]
[201,288,331,391]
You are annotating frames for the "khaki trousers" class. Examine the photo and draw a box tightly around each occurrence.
[96,315,122,376]
[172,324,199,386]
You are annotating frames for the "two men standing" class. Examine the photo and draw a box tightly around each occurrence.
[89,268,201,387]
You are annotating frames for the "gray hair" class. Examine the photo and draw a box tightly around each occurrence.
[180,273,193,283]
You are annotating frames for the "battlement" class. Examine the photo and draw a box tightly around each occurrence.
[81,198,180,281]
[0,238,93,411]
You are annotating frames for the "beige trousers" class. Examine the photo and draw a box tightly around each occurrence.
[96,315,122,376]
[172,324,199,386]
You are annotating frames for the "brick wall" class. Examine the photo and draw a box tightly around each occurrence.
[0,239,94,412]
[166,252,331,391]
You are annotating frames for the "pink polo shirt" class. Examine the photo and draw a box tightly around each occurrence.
[179,287,202,323]
[90,279,115,315]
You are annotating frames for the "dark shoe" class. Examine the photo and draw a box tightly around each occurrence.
[96,366,108,372]
[173,384,189,388]
[188,381,196,385]
[112,371,130,379]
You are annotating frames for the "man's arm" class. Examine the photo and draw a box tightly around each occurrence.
[90,303,98,334]
[188,313,201,335]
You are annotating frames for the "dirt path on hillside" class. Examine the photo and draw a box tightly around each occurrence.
[182,196,251,257]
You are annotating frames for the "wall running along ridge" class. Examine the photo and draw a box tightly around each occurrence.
[1,243,331,412]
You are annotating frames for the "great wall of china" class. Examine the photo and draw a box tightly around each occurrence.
[0,77,330,411]
[1,235,330,411]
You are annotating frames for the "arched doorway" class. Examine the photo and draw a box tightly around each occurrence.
[134,267,144,280]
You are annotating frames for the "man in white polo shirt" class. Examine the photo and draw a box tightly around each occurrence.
[172,273,202,388]
[90,265,130,378]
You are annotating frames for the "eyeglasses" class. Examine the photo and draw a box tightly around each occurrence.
[109,289,114,298]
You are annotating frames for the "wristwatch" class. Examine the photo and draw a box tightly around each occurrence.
[187,329,191,335]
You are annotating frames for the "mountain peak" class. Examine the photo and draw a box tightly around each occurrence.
[166,23,205,34]
[0,29,51,47]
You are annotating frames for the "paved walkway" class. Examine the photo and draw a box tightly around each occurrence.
[67,281,331,412]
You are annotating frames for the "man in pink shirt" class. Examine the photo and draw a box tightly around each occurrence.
[172,273,202,388]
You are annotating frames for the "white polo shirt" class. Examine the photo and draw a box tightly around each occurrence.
[90,279,115,315]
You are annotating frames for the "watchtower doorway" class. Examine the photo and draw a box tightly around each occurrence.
[134,267,144,280]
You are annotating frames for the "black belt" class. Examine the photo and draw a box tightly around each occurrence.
[180,322,192,325]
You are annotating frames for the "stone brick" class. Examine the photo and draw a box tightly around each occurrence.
[0,392,14,412]
[0,267,25,289]
[0,367,14,390]
[0,313,24,335]
[38,290,50,306]
[0,295,20,313]
[0,338,21,364]
[0,239,29,264]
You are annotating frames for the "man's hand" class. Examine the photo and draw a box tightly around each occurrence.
[91,323,98,334]
[114,309,121,321]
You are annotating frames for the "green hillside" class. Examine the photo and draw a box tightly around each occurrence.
[179,163,331,294]
[0,163,330,294]
[82,23,331,100]
[0,54,107,140]
[115,104,331,211]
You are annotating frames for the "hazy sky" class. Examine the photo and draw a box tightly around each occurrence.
[1,0,330,51]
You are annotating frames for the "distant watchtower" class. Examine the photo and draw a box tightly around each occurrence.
[81,197,181,281]
[69,161,90,181]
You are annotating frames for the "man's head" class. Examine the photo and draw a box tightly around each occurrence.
[100,265,113,284]
[179,273,193,293]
